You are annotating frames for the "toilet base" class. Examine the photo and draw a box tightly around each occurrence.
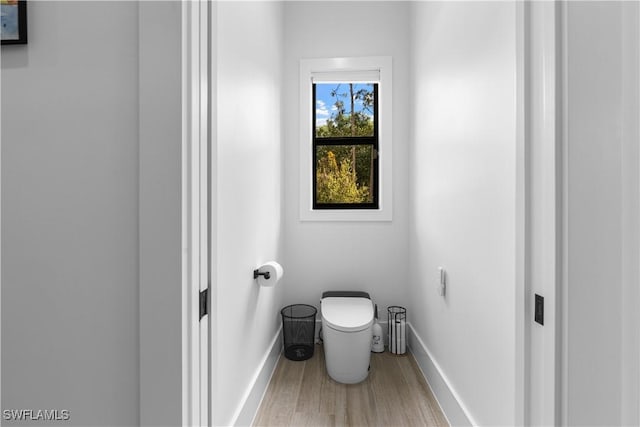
[322,324,372,384]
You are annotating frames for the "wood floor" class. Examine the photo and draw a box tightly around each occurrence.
[253,345,449,427]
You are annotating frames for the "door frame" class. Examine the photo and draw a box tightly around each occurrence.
[518,1,563,425]
[182,0,210,426]
[182,2,577,426]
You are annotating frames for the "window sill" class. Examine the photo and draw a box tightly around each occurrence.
[299,206,392,222]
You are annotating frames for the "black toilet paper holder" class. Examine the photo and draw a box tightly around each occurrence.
[253,269,271,280]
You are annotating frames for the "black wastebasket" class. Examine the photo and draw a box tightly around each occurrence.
[281,304,317,361]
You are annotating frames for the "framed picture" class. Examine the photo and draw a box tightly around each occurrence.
[1,0,27,45]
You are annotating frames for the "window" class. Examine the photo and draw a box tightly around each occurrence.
[299,57,392,221]
[313,82,379,209]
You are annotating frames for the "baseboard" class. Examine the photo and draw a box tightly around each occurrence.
[407,323,477,426]
[231,326,283,427]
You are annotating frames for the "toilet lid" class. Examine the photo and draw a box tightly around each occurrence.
[321,297,374,332]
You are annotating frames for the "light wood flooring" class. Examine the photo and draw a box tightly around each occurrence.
[253,345,449,427]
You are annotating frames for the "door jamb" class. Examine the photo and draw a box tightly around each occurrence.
[519,1,563,425]
[182,1,210,426]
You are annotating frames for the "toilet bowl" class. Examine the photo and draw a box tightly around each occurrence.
[321,291,374,384]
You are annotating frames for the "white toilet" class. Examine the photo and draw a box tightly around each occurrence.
[321,291,374,384]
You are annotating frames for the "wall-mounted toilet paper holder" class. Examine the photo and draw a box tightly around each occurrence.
[253,269,271,280]
[253,261,283,287]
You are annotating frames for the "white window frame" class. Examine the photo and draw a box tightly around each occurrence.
[299,56,393,221]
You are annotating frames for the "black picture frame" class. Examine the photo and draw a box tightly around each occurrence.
[1,0,27,45]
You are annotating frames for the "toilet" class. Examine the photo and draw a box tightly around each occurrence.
[321,291,374,384]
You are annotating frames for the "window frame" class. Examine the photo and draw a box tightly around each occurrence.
[299,56,393,221]
[312,82,380,210]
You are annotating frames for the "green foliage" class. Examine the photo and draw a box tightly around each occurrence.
[316,111,374,138]
[316,150,370,204]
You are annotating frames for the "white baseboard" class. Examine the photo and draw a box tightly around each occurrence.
[231,326,283,427]
[407,323,477,426]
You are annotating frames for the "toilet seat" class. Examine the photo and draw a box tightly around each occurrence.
[321,297,373,332]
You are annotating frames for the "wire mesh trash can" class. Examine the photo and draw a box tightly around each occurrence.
[388,306,407,355]
[281,304,317,361]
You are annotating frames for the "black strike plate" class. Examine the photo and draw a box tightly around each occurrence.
[534,294,544,325]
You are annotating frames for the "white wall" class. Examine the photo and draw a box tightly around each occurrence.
[139,2,183,426]
[563,2,640,425]
[1,2,140,425]
[408,2,518,425]
[282,1,410,314]
[211,2,285,425]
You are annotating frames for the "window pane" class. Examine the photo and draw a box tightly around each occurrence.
[315,83,375,138]
[315,145,375,204]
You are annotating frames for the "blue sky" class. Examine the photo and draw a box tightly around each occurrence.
[315,83,374,127]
